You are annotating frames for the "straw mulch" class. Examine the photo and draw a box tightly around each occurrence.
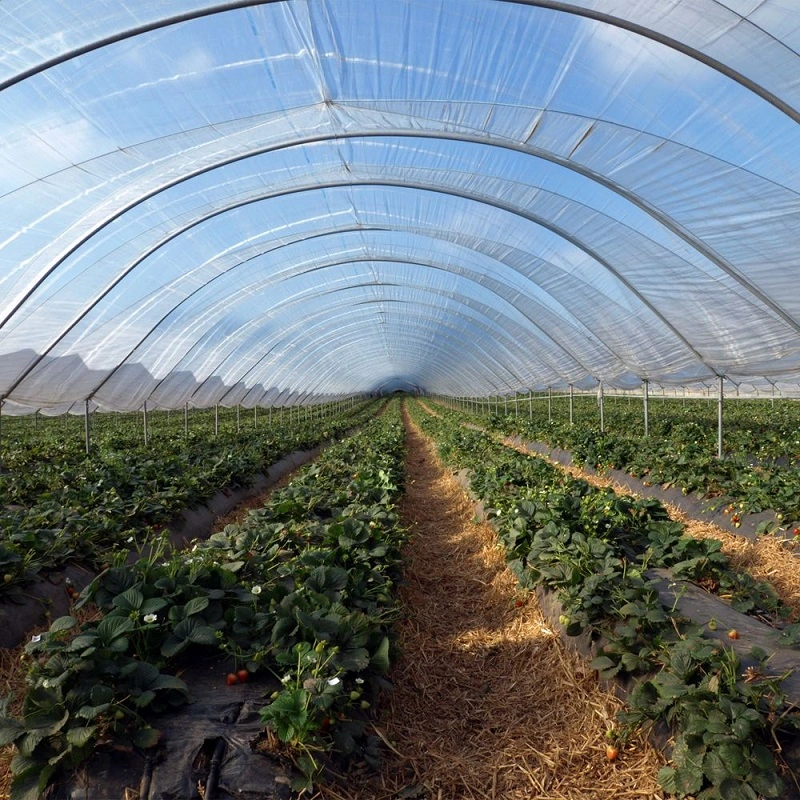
[318,412,665,799]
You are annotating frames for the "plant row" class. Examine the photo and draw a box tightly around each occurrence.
[449,395,800,531]
[0,400,407,799]
[0,401,378,600]
[411,401,800,800]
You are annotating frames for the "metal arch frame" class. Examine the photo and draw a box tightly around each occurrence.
[177,272,561,389]
[1,0,796,122]
[164,308,510,408]
[150,282,541,401]
[216,296,527,396]
[83,247,605,394]
[6,162,673,395]
[226,303,519,399]
[6,125,797,357]
[120,224,613,371]
[2,171,720,402]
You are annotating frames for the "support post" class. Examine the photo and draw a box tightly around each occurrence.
[254,405,258,429]
[184,402,189,436]
[643,379,650,437]
[143,400,149,447]
[717,375,724,459]
[84,400,90,455]
[598,381,605,433]
[548,387,552,422]
[529,390,532,419]
[569,383,574,425]
[236,404,240,432]
[214,404,219,436]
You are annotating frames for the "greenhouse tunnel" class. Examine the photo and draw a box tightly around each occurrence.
[1,0,800,411]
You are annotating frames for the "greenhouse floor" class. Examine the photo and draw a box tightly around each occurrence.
[319,413,665,799]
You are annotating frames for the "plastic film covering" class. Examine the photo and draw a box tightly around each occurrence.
[1,0,800,411]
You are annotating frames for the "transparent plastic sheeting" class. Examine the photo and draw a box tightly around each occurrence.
[1,2,800,412]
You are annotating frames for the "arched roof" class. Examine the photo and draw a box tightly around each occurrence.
[1,0,800,411]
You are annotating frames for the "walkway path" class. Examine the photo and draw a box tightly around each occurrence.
[322,409,665,799]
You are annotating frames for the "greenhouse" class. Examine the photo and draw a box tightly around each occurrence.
[2,2,800,799]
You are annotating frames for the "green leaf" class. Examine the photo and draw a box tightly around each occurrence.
[369,636,391,674]
[749,769,784,798]
[48,615,78,635]
[131,726,161,749]
[112,587,144,613]
[336,647,370,672]
[140,597,169,616]
[703,749,731,786]
[717,742,747,777]
[151,674,189,693]
[76,703,110,721]
[0,716,24,746]
[717,777,758,800]
[65,725,97,748]
[91,684,114,706]
[96,615,134,646]
[9,763,54,800]
[184,595,209,617]
[133,690,156,708]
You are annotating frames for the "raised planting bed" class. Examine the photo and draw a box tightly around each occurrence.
[0,401,380,607]
[0,446,322,650]
[0,402,407,800]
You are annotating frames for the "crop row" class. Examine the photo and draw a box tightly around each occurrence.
[0,400,377,600]
[411,401,800,800]
[0,400,407,799]
[445,395,800,530]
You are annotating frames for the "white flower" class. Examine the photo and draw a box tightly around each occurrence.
[281,673,292,684]
[143,613,158,624]
[355,677,364,685]
[30,634,42,644]
[327,676,341,686]
[126,535,135,543]
[251,585,262,595]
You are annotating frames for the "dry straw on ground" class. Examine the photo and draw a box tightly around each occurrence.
[318,413,665,799]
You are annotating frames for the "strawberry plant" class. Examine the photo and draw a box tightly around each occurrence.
[1,402,407,799]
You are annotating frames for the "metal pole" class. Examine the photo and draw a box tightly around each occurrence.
[529,390,532,419]
[643,379,650,436]
[214,404,219,436]
[598,381,605,433]
[504,396,508,415]
[184,402,189,436]
[717,376,724,459]
[236,404,240,432]
[254,405,258,429]
[84,399,90,455]
[143,400,149,447]
[548,387,552,422]
[569,384,574,425]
